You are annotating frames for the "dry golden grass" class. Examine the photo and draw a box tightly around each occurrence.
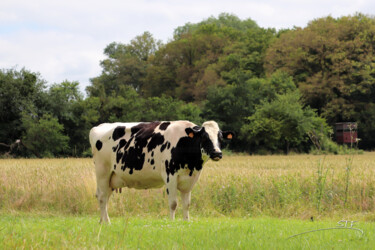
[0,158,97,214]
[1,153,375,220]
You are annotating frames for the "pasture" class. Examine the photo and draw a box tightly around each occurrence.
[1,154,375,248]
[1,215,374,249]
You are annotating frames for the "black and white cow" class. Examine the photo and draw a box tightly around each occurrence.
[89,120,233,223]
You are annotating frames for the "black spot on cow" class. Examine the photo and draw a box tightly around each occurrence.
[165,161,169,182]
[96,140,103,151]
[116,150,123,164]
[160,142,167,152]
[166,130,209,178]
[118,122,161,174]
[147,133,164,152]
[115,139,127,164]
[160,141,172,153]
[121,147,145,174]
[166,188,169,195]
[159,122,171,130]
[114,164,116,170]
[118,139,126,149]
[151,151,154,157]
[153,166,155,170]
[124,137,133,150]
[112,126,126,141]
[112,145,119,152]
[130,126,141,136]
[150,159,154,165]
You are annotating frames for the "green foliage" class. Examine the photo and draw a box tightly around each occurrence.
[21,114,70,157]
[3,13,375,156]
[0,68,47,147]
[87,32,162,96]
[67,97,101,156]
[216,27,276,83]
[266,14,375,149]
[241,90,325,153]
[174,13,258,39]
[309,132,364,155]
[99,85,143,122]
[46,81,87,155]
[141,95,202,123]
[142,13,273,102]
[203,71,302,152]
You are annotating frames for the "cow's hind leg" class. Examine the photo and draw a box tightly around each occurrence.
[96,179,113,224]
[166,176,178,220]
[95,163,113,224]
[181,191,191,221]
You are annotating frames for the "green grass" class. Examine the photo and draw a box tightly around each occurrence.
[1,156,375,248]
[0,213,373,249]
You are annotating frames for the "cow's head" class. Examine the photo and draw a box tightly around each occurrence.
[186,121,234,161]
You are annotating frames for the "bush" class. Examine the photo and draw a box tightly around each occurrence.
[22,114,70,157]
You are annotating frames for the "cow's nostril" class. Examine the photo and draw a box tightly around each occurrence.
[210,152,222,161]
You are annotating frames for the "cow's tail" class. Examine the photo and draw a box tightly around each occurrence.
[89,127,98,155]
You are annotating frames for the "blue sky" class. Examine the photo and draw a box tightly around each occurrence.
[1,0,374,94]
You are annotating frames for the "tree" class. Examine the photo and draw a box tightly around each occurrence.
[202,71,297,150]
[45,81,87,156]
[68,96,101,156]
[22,114,70,157]
[140,95,202,123]
[174,13,258,39]
[101,86,144,122]
[47,81,83,123]
[128,31,162,61]
[143,30,230,101]
[87,32,162,96]
[241,90,329,154]
[265,14,375,148]
[0,68,47,151]
[215,27,276,84]
[143,13,274,102]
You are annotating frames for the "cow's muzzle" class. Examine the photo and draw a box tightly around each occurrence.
[210,151,222,161]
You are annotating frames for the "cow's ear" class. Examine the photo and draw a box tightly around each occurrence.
[185,126,202,138]
[222,131,234,140]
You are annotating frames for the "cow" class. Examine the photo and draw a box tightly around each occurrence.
[89,120,233,223]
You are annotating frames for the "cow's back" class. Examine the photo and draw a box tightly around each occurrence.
[90,121,197,189]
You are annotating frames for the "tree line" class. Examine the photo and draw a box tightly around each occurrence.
[1,13,374,157]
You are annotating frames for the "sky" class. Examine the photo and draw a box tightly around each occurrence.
[1,0,374,94]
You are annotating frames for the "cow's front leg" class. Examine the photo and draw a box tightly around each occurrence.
[166,175,178,220]
[181,191,191,221]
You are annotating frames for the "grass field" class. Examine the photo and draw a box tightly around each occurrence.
[1,154,375,248]
[1,213,373,249]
